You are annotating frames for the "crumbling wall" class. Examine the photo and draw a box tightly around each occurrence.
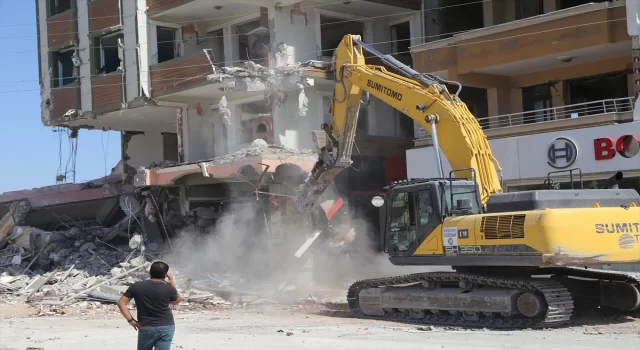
[183,105,216,162]
[122,131,164,169]
[268,5,317,65]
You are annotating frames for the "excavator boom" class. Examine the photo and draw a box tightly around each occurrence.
[295,35,503,212]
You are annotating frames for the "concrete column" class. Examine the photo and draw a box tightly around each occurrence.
[483,0,494,27]
[509,88,523,125]
[122,0,139,102]
[268,4,315,65]
[223,25,234,67]
[487,86,511,128]
[424,0,443,43]
[267,4,318,149]
[76,0,92,112]
[212,109,227,157]
[136,0,151,96]
[550,81,566,119]
[182,23,198,56]
[184,104,215,161]
[504,0,516,22]
[226,104,240,152]
[543,0,557,14]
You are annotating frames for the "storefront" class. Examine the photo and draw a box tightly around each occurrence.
[406,122,640,194]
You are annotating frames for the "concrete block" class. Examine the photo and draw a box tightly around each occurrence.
[24,276,46,292]
[99,285,128,295]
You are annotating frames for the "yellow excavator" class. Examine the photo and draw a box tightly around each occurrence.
[294,34,640,328]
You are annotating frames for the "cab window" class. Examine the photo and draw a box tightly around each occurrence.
[389,192,416,253]
[417,189,433,226]
[444,185,480,215]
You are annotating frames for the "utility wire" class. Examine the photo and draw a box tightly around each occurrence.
[0,0,488,28]
[0,17,626,88]
[0,1,490,51]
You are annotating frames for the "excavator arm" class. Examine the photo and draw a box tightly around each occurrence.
[295,34,503,212]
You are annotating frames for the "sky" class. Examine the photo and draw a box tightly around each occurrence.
[0,0,121,194]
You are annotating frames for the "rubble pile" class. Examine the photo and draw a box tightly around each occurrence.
[0,230,151,305]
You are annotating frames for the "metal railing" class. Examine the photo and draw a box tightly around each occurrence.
[417,97,635,140]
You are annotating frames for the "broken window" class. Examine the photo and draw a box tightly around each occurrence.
[424,0,483,42]
[93,32,123,75]
[239,101,271,144]
[320,15,364,57]
[206,29,225,65]
[557,0,609,10]
[390,21,411,59]
[522,83,552,124]
[515,0,543,20]
[156,26,179,63]
[49,0,71,16]
[237,20,270,65]
[51,48,77,88]
[162,133,179,162]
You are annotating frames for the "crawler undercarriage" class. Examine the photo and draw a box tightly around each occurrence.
[347,268,640,328]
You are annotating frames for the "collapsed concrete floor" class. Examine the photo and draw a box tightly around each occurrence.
[0,139,389,312]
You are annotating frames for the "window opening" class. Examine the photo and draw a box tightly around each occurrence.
[320,15,364,57]
[390,21,411,58]
[157,26,178,63]
[49,0,71,16]
[51,49,77,87]
[94,33,123,74]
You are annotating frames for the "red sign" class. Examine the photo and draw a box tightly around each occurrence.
[594,134,640,160]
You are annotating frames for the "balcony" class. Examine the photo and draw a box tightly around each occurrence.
[89,0,121,34]
[47,9,75,49]
[92,73,124,113]
[416,97,636,145]
[150,54,212,97]
[149,53,271,103]
[411,2,628,76]
[146,0,263,27]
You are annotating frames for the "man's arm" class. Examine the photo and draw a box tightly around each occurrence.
[117,289,139,330]
[165,272,184,306]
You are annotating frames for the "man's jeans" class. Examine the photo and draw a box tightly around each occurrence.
[137,325,175,350]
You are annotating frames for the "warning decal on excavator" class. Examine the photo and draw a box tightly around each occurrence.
[443,227,457,247]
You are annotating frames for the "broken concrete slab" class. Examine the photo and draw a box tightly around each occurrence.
[24,276,46,292]
[88,289,121,303]
[98,284,127,296]
[0,200,30,246]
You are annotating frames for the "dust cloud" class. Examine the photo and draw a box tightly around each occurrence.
[164,195,451,301]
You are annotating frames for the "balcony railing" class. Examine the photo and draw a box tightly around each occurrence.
[417,97,636,140]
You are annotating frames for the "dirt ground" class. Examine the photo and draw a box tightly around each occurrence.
[0,303,638,350]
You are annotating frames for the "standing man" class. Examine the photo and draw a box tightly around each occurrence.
[117,261,183,350]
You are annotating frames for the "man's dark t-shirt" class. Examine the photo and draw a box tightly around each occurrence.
[123,280,178,327]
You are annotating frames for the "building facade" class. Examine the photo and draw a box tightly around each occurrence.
[36,0,421,193]
[408,0,639,194]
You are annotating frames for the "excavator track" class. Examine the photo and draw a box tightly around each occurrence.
[347,268,640,329]
[347,271,574,329]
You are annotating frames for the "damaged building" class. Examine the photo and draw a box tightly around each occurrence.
[27,0,425,270]
[19,0,639,281]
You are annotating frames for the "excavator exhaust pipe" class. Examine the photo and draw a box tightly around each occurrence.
[607,171,624,189]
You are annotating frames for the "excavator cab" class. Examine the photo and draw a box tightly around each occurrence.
[372,178,481,257]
